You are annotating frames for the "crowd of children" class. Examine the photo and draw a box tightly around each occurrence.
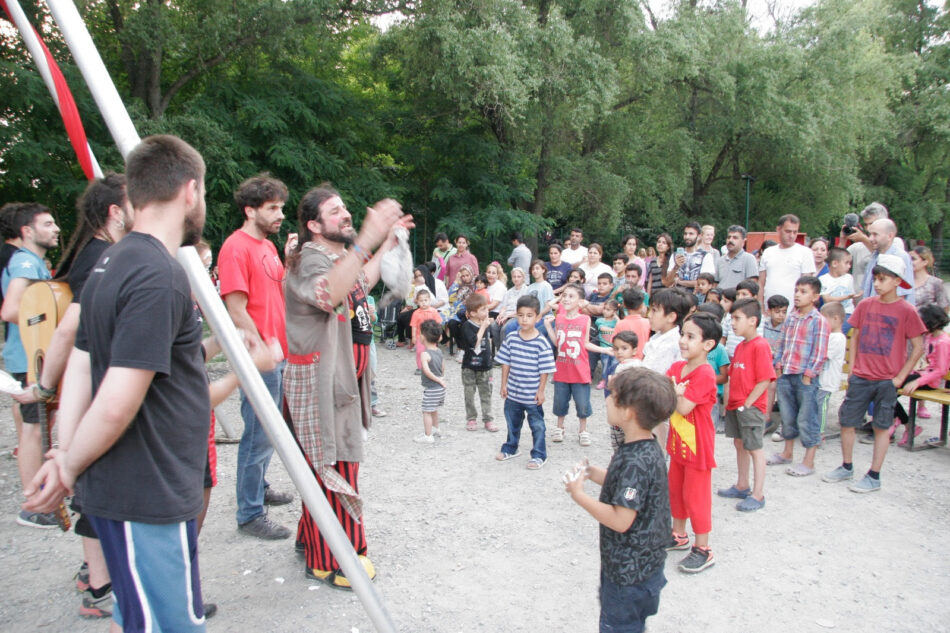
[391,241,946,633]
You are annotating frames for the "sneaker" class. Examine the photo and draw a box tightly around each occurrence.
[770,431,783,442]
[736,496,765,512]
[666,533,690,551]
[431,425,444,438]
[849,473,881,493]
[238,514,292,540]
[371,406,387,418]
[79,588,113,619]
[821,465,854,483]
[551,427,565,443]
[578,431,592,447]
[413,433,435,444]
[716,485,751,499]
[764,416,780,436]
[263,488,293,506]
[858,432,878,445]
[16,510,58,529]
[75,562,90,592]
[203,603,218,619]
[455,350,464,364]
[526,457,546,470]
[678,546,715,573]
[596,380,606,390]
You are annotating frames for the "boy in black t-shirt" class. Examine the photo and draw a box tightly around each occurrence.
[460,292,497,432]
[565,367,677,633]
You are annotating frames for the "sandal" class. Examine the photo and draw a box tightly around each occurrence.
[766,453,792,466]
[484,420,499,433]
[466,420,478,431]
[526,457,546,470]
[898,425,923,447]
[579,431,592,447]
[551,427,565,443]
[785,463,815,477]
[495,451,521,461]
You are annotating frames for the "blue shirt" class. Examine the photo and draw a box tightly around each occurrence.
[496,330,556,405]
[1,248,50,373]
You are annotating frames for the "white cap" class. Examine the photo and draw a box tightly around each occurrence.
[874,254,911,289]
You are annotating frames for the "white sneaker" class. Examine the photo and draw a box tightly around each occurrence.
[413,433,435,444]
[431,425,443,437]
[771,431,783,442]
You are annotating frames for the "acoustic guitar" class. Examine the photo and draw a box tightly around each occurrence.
[18,279,72,531]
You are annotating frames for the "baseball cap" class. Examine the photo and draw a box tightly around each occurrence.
[874,253,912,289]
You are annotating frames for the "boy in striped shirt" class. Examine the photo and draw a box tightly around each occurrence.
[495,295,557,470]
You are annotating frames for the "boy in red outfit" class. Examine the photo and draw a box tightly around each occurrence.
[717,299,776,511]
[665,312,720,574]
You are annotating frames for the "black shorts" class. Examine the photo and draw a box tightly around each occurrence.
[12,372,41,424]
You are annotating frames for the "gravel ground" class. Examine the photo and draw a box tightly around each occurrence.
[1,344,949,633]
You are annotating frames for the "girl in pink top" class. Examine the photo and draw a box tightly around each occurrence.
[895,304,950,444]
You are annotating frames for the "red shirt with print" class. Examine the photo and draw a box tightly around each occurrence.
[554,310,592,384]
[666,361,717,470]
[727,336,776,414]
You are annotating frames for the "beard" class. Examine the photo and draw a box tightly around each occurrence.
[181,204,205,247]
[255,214,281,236]
[683,235,696,247]
[319,221,356,246]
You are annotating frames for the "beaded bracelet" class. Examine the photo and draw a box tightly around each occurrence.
[351,243,372,263]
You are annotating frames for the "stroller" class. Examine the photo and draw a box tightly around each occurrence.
[375,298,402,349]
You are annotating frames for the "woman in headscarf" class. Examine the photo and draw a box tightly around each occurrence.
[395,264,437,346]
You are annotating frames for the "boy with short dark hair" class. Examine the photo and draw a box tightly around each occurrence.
[823,255,925,493]
[717,299,775,511]
[695,272,716,303]
[820,247,858,333]
[735,279,759,300]
[565,368,677,632]
[643,288,691,375]
[769,276,829,477]
[496,296,556,469]
[666,313,720,573]
[415,320,447,444]
[460,293,497,432]
[613,286,651,361]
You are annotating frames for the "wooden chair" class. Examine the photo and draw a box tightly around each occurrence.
[905,369,950,451]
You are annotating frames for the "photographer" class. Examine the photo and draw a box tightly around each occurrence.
[839,202,904,296]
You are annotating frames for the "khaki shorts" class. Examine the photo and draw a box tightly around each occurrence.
[724,406,765,451]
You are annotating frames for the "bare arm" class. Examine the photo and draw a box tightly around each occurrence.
[567,479,638,533]
[757,270,767,306]
[0,277,30,322]
[894,336,924,387]
[223,292,261,339]
[744,379,770,408]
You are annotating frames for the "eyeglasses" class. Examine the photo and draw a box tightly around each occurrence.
[261,253,285,282]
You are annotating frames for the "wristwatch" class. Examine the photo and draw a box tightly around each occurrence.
[737,406,746,412]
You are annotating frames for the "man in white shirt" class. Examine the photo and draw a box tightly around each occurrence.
[560,227,588,268]
[840,202,904,295]
[757,214,816,305]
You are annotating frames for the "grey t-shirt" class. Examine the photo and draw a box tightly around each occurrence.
[421,347,444,389]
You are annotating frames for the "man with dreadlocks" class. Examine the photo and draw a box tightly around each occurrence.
[284,184,411,588]
[15,172,132,618]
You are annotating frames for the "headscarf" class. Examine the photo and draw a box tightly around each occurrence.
[447,264,476,316]
[415,263,436,295]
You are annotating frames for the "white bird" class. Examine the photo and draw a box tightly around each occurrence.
[379,226,413,307]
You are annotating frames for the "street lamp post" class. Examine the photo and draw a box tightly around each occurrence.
[741,174,755,231]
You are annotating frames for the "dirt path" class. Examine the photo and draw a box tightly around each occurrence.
[1,344,949,632]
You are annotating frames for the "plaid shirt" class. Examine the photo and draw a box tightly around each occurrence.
[774,307,829,378]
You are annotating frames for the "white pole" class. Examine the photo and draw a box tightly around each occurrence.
[4,0,102,178]
[43,0,139,158]
[179,247,398,633]
[42,4,398,629]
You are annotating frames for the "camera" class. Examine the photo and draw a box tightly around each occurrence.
[841,213,860,236]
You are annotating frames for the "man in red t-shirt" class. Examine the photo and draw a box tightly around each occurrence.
[219,174,294,540]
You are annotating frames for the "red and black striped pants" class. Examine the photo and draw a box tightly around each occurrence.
[296,459,367,572]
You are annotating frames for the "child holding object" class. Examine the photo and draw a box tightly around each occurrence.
[415,320,447,444]
[565,368,677,633]
[495,296,556,469]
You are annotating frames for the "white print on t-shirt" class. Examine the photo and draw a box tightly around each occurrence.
[557,328,585,360]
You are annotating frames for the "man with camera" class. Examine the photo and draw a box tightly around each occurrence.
[839,202,905,296]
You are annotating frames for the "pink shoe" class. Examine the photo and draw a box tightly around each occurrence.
[898,425,924,447]
[596,380,606,390]
[887,418,900,438]
[918,404,931,419]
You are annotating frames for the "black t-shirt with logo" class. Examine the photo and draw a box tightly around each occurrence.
[74,232,210,524]
[599,438,671,585]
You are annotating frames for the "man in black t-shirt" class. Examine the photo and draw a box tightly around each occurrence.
[24,136,212,631]
[566,368,676,633]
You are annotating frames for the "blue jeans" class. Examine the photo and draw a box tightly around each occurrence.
[776,373,820,448]
[236,361,286,525]
[599,568,665,633]
[501,399,546,460]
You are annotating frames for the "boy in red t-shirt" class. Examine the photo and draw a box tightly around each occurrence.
[544,284,603,447]
[410,288,442,370]
[823,255,925,493]
[717,299,776,512]
[665,313,720,574]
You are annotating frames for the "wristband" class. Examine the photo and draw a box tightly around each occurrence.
[351,243,372,263]
[35,383,56,402]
